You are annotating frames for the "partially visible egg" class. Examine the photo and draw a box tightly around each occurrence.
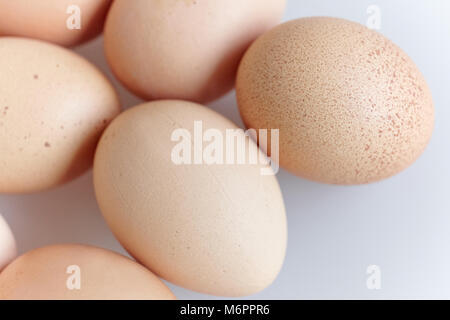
[0,215,16,271]
[0,0,112,47]
[94,100,287,297]
[0,37,120,193]
[104,0,286,103]
[236,17,435,185]
[0,244,176,300]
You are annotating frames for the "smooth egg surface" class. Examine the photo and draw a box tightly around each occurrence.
[0,244,176,300]
[0,0,112,47]
[93,100,287,297]
[236,17,435,185]
[0,215,16,271]
[0,37,120,193]
[104,0,286,103]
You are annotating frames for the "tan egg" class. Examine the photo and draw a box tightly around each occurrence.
[93,100,287,297]
[236,17,435,185]
[0,0,112,47]
[0,215,16,271]
[0,37,120,193]
[104,0,286,103]
[0,244,175,300]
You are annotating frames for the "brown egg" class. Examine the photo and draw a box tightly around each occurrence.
[0,244,176,300]
[0,0,112,47]
[0,215,16,271]
[0,37,120,193]
[236,17,435,185]
[104,0,286,103]
[93,100,287,297]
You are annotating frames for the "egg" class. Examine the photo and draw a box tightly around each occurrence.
[93,100,287,297]
[104,0,286,103]
[0,37,120,193]
[0,0,112,47]
[236,17,435,185]
[0,244,176,300]
[0,215,16,271]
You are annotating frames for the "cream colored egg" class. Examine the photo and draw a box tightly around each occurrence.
[0,0,112,47]
[0,37,120,193]
[0,244,175,300]
[93,100,287,297]
[104,0,286,103]
[236,17,435,185]
[0,215,16,271]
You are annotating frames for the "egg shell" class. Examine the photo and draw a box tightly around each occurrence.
[0,215,17,271]
[0,244,175,300]
[104,0,286,103]
[93,100,287,297]
[0,0,112,47]
[0,37,120,193]
[236,17,435,185]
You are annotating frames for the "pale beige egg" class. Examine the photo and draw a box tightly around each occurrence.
[0,37,120,193]
[236,17,435,185]
[0,0,112,47]
[104,0,286,103]
[93,100,287,297]
[0,244,175,300]
[0,215,16,271]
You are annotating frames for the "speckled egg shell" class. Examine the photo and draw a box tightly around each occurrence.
[0,244,175,300]
[0,0,112,47]
[0,37,120,193]
[236,17,435,185]
[104,0,286,103]
[93,100,287,297]
[0,215,16,271]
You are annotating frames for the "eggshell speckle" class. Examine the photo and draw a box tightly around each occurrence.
[104,0,286,103]
[236,17,435,185]
[0,215,16,271]
[93,100,287,297]
[0,244,176,300]
[0,0,112,47]
[0,37,120,193]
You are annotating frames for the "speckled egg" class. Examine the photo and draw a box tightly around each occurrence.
[0,244,175,300]
[104,0,286,103]
[0,37,120,193]
[236,17,435,185]
[93,100,287,297]
[0,0,112,47]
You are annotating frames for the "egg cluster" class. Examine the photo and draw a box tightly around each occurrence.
[0,0,434,299]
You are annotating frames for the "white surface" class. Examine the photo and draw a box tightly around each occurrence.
[1,0,450,299]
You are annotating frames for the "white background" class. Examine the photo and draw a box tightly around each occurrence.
[1,0,450,299]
